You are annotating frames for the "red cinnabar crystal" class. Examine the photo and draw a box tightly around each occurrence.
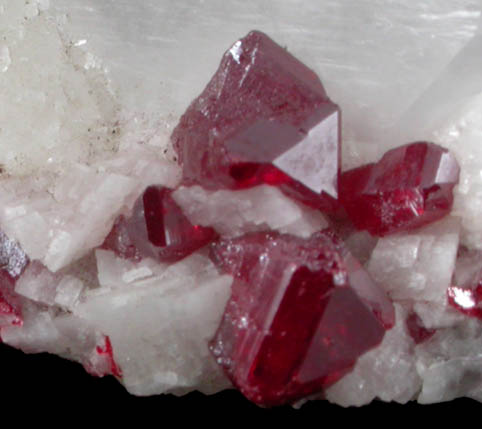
[339,142,460,236]
[96,336,122,378]
[209,230,394,406]
[406,312,435,344]
[171,30,340,212]
[102,186,217,263]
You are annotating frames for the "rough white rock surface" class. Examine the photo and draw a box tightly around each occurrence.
[0,0,482,408]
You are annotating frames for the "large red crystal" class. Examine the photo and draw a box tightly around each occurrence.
[339,142,460,236]
[171,30,340,212]
[209,230,394,406]
[102,186,217,263]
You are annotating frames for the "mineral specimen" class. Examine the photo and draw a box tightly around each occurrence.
[2,0,482,410]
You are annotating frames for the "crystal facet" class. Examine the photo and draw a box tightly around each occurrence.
[340,142,460,236]
[209,230,394,406]
[103,186,217,263]
[171,30,340,211]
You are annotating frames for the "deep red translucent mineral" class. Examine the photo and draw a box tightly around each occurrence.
[171,30,340,212]
[102,186,217,263]
[339,142,460,236]
[406,312,435,344]
[209,230,394,406]
[0,230,29,331]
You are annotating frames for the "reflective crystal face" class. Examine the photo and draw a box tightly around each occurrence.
[340,142,460,236]
[209,230,394,406]
[102,186,217,263]
[171,30,340,212]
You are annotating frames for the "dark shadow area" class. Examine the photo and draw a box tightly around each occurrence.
[0,342,476,419]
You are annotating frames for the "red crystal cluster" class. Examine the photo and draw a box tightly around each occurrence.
[0,30,464,406]
[167,30,460,406]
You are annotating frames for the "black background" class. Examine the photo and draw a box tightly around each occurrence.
[0,342,476,419]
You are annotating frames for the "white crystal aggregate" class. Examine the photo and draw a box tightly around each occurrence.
[74,253,232,396]
[325,304,421,406]
[367,217,460,307]
[0,0,482,407]
[172,185,328,239]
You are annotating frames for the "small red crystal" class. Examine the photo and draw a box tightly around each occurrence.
[339,142,460,236]
[171,30,340,212]
[96,336,122,378]
[0,289,22,329]
[209,230,394,406]
[406,312,435,344]
[102,186,217,263]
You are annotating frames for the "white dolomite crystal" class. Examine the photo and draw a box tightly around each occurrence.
[1,0,482,408]
[172,185,328,239]
[74,254,232,396]
[367,217,460,304]
[325,304,421,406]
